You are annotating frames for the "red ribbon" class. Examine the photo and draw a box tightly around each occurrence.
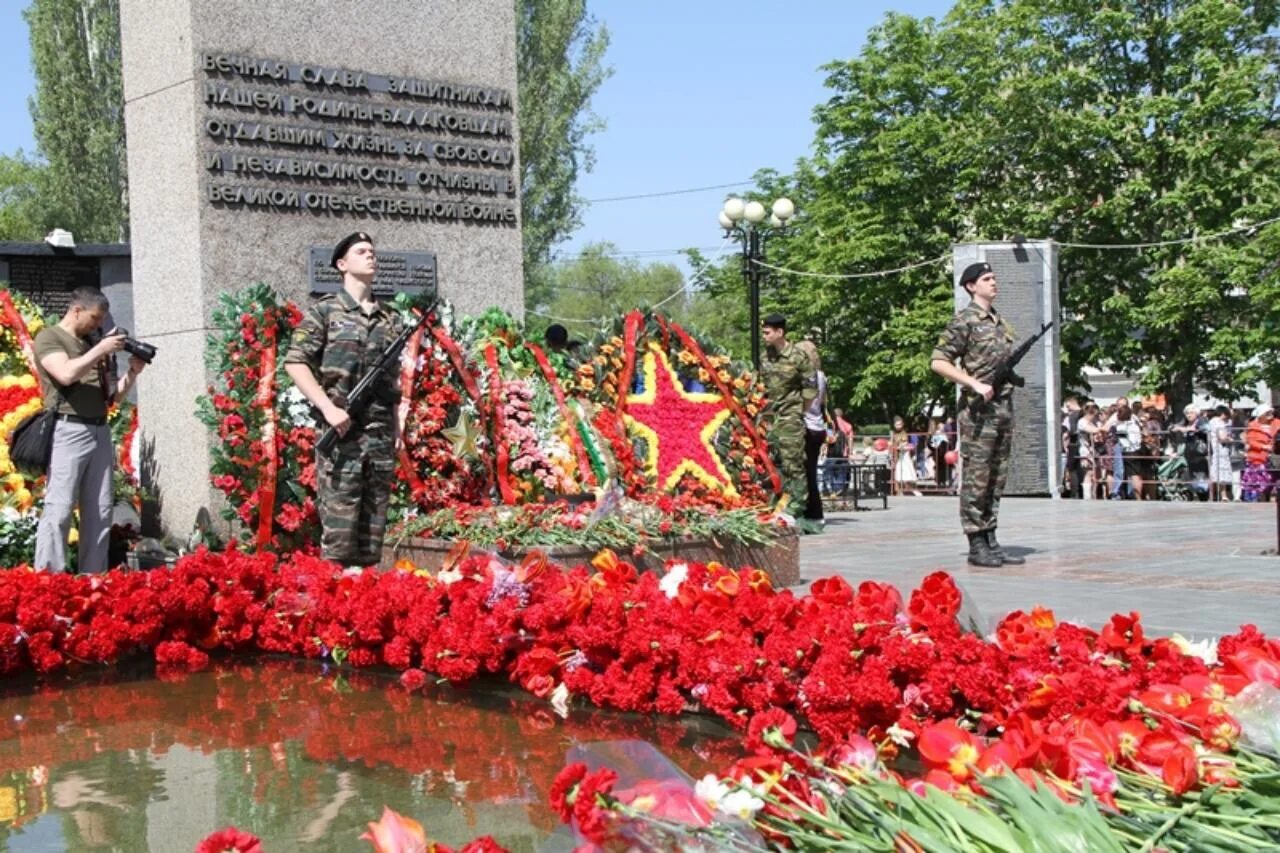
[396,325,427,500]
[430,325,483,406]
[525,342,596,487]
[0,290,39,379]
[429,323,497,496]
[485,344,518,504]
[254,318,280,549]
[615,311,644,420]
[666,320,782,495]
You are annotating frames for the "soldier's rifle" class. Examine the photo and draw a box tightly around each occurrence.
[316,299,436,455]
[968,321,1054,416]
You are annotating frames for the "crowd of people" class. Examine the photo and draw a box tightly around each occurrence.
[1060,396,1279,502]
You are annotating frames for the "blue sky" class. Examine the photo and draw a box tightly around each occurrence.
[0,1,954,273]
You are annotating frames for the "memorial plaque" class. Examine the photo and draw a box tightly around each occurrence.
[6,257,100,317]
[307,247,436,298]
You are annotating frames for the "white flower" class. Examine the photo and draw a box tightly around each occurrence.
[719,788,764,820]
[550,682,570,718]
[659,562,688,599]
[437,567,462,586]
[1170,633,1220,666]
[694,774,729,810]
[886,723,915,748]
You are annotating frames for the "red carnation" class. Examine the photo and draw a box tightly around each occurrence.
[399,668,428,692]
[195,827,263,853]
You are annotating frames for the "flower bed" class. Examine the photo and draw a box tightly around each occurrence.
[3,548,1280,850]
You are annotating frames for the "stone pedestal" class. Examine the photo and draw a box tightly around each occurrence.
[119,0,522,538]
[952,242,1061,497]
[383,532,804,588]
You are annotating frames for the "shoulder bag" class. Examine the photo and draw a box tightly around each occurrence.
[10,383,65,475]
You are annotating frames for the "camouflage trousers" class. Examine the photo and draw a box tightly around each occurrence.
[317,428,396,567]
[958,398,1013,534]
[769,418,808,519]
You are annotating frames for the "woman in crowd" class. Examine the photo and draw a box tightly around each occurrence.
[1077,401,1102,499]
[890,416,918,496]
[1207,405,1236,502]
[1242,404,1278,501]
[1113,404,1144,500]
[1170,404,1210,498]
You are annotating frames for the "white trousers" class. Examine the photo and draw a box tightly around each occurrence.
[34,420,114,573]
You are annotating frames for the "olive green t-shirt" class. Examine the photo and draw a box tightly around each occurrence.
[34,325,109,418]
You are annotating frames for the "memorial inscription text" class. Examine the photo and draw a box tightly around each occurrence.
[200,53,518,227]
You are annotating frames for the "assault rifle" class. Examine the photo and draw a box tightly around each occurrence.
[968,320,1054,415]
[316,301,435,455]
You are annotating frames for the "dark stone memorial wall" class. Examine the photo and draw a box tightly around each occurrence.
[952,242,1061,497]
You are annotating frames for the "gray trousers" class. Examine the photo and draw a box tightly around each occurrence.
[34,420,114,574]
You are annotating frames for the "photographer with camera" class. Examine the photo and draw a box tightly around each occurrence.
[32,286,147,574]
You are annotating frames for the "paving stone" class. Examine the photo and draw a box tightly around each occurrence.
[799,496,1280,637]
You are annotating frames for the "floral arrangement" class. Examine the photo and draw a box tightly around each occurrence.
[392,298,489,515]
[196,283,318,552]
[196,288,782,555]
[0,288,46,514]
[575,310,778,509]
[451,308,605,504]
[391,496,776,555]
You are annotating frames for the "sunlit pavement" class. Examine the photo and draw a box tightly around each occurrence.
[801,496,1280,638]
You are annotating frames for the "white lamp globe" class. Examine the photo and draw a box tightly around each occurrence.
[723,198,746,221]
[772,197,795,221]
[718,211,734,230]
[744,201,767,223]
[770,214,785,228]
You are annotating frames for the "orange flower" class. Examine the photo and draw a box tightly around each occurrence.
[918,721,982,782]
[360,806,426,853]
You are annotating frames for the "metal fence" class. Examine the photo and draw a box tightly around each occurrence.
[819,425,1278,504]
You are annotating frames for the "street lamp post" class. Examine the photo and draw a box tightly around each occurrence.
[719,196,795,369]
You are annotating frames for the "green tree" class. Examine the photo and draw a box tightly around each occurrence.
[24,0,128,242]
[0,152,53,241]
[517,0,611,302]
[721,0,1280,422]
[530,242,688,341]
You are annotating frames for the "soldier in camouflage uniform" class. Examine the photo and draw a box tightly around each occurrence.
[759,313,819,529]
[284,232,403,567]
[930,262,1026,568]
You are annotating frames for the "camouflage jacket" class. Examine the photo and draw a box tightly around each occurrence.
[931,301,1016,402]
[283,289,403,427]
[761,341,816,423]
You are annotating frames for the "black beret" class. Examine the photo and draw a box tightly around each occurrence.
[762,313,787,330]
[331,231,374,269]
[544,324,568,346]
[959,262,992,287]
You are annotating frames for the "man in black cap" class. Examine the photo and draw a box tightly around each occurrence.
[284,232,403,567]
[930,262,1026,568]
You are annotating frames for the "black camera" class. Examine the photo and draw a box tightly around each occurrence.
[114,328,158,364]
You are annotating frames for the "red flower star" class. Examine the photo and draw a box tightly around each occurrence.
[624,345,736,495]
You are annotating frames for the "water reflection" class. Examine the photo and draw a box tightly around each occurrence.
[0,660,744,851]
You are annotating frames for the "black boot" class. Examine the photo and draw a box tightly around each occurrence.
[967,532,1003,567]
[986,530,1024,565]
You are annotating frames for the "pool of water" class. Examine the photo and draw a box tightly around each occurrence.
[0,660,744,852]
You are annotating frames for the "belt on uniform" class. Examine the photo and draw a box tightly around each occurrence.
[55,413,107,426]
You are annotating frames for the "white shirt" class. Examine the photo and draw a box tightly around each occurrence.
[804,371,827,431]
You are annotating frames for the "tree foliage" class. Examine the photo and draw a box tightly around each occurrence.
[517,0,611,298]
[528,243,685,341]
[721,0,1280,422]
[24,0,128,242]
[0,153,55,241]
[530,242,756,354]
